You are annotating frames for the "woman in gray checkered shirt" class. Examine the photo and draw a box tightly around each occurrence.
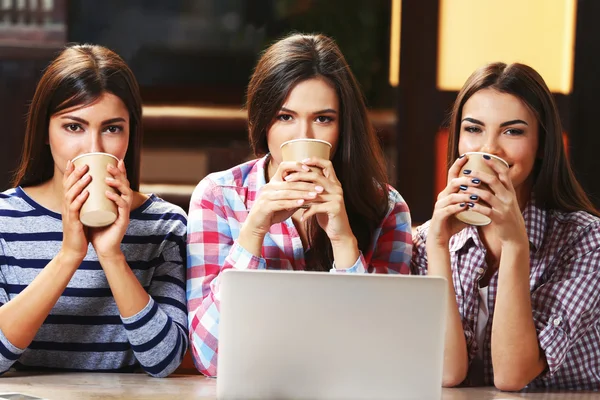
[412,62,600,391]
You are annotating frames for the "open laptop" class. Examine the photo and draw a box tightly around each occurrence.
[217,270,447,400]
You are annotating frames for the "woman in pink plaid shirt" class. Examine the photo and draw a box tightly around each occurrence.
[186,33,412,376]
[412,63,600,391]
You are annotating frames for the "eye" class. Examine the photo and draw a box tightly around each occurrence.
[315,116,334,123]
[504,128,524,136]
[64,123,83,133]
[276,114,293,122]
[104,125,123,134]
[464,125,481,133]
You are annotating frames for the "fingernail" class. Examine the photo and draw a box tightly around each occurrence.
[315,186,324,192]
[66,160,71,168]
[84,173,91,180]
[301,165,311,171]
[459,154,465,159]
[301,158,310,163]
[297,199,304,205]
[459,185,468,191]
[471,178,481,184]
[467,202,475,208]
[106,177,115,182]
[308,192,317,197]
[463,169,471,175]
[284,175,292,181]
[483,155,491,160]
[459,203,466,207]
[469,194,479,201]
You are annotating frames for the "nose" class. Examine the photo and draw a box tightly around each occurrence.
[297,119,314,139]
[479,135,501,157]
[88,131,105,153]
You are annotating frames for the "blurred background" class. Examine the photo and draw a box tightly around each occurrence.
[0,0,598,225]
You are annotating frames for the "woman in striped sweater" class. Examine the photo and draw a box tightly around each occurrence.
[0,45,188,377]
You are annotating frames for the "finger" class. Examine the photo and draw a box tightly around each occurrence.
[117,159,127,177]
[68,188,90,216]
[435,192,474,210]
[267,181,324,193]
[284,171,337,194]
[438,176,482,200]
[301,157,339,183]
[106,190,128,209]
[105,176,132,197]
[65,173,92,204]
[432,202,469,221]
[268,199,305,212]
[483,158,513,193]
[64,163,89,192]
[460,186,499,209]
[273,161,308,181]
[265,189,318,202]
[468,170,510,198]
[447,155,469,184]
[464,201,493,218]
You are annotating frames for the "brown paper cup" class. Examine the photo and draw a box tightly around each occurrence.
[455,152,509,226]
[280,139,332,208]
[71,152,119,228]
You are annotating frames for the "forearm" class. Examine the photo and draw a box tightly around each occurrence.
[492,244,544,390]
[331,236,360,270]
[426,244,468,387]
[238,223,266,258]
[0,251,80,348]
[99,253,151,318]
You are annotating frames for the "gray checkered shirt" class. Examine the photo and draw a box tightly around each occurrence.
[412,200,600,390]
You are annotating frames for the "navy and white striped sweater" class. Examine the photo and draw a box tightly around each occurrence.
[0,187,188,377]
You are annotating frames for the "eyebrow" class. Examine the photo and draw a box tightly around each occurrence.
[280,107,338,115]
[461,117,528,127]
[60,115,127,125]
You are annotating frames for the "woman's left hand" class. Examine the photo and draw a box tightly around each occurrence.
[465,158,528,247]
[284,157,354,243]
[89,159,133,260]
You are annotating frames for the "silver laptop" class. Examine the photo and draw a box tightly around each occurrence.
[217,270,447,400]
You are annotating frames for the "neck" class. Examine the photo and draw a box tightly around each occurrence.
[22,166,64,213]
[266,154,278,183]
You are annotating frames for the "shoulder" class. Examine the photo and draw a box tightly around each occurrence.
[0,187,30,212]
[190,159,262,209]
[198,159,259,190]
[546,209,600,258]
[129,195,187,238]
[383,185,410,220]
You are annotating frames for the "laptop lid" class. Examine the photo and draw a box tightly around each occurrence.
[217,270,447,400]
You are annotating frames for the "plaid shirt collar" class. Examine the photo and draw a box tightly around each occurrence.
[243,154,269,211]
[449,198,547,253]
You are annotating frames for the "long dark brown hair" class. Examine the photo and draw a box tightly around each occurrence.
[447,62,598,217]
[12,44,143,190]
[246,33,390,271]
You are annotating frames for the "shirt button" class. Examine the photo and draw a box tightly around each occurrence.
[476,267,485,275]
[553,318,562,327]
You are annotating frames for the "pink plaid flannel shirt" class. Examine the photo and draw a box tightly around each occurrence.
[412,200,600,390]
[187,156,412,376]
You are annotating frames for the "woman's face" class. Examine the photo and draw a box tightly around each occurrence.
[458,88,539,199]
[48,92,130,179]
[267,77,340,169]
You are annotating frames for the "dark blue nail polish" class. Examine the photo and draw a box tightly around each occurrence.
[459,154,465,159]
[471,178,481,184]
[483,154,491,160]
[459,185,468,191]
[470,194,479,201]
[459,203,466,207]
[467,202,475,208]
[463,169,471,175]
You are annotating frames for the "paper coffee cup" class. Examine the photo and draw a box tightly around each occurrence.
[455,152,509,226]
[71,152,119,228]
[280,139,332,208]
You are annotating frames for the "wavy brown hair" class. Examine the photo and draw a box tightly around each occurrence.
[246,33,390,271]
[12,44,143,190]
[447,62,598,217]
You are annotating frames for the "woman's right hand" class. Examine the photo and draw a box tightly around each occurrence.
[59,160,91,263]
[245,161,322,236]
[427,156,477,249]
